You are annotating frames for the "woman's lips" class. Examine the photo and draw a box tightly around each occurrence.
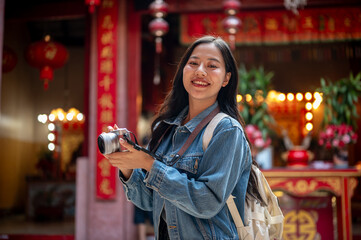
[191,79,209,87]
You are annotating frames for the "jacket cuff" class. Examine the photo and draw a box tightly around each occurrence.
[144,160,167,191]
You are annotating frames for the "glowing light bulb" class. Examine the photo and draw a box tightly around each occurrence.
[48,133,55,141]
[296,93,303,101]
[77,113,84,121]
[305,112,313,121]
[48,143,55,151]
[58,113,64,121]
[313,92,323,109]
[305,102,313,111]
[305,92,312,101]
[66,113,74,121]
[49,114,55,122]
[287,93,294,101]
[37,114,48,124]
[278,93,286,102]
[306,123,313,131]
[48,123,55,131]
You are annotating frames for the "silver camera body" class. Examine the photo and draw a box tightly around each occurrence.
[97,128,131,155]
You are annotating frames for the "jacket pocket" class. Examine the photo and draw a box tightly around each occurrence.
[173,155,202,175]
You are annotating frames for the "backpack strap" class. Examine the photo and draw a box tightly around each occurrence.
[226,195,245,228]
[202,112,228,151]
[202,112,246,230]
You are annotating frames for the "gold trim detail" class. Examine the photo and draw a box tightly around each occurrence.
[349,178,358,198]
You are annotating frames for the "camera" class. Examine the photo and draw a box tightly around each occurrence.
[97,127,160,161]
[97,128,131,155]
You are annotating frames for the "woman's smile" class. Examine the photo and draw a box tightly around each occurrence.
[191,78,210,87]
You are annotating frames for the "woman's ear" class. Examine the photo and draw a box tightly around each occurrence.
[222,72,231,87]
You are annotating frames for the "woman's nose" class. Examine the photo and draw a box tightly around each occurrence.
[195,65,207,77]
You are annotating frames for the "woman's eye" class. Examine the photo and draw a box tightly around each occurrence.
[209,64,218,68]
[189,61,198,66]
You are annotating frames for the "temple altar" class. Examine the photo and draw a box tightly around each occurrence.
[263,168,361,240]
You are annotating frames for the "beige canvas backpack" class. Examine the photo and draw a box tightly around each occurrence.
[203,113,284,240]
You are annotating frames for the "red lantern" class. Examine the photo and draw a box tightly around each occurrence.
[223,16,242,35]
[25,39,68,90]
[2,46,17,73]
[223,0,241,15]
[149,0,169,18]
[85,0,101,13]
[149,18,169,37]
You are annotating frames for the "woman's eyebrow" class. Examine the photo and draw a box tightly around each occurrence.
[208,57,221,63]
[189,56,221,63]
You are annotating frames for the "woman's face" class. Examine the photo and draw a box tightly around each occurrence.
[183,43,231,107]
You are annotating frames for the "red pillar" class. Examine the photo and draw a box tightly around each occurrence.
[126,1,142,135]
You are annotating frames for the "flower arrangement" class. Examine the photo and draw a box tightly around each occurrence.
[316,72,361,167]
[238,65,275,149]
[318,124,358,150]
[317,72,361,129]
[245,124,272,152]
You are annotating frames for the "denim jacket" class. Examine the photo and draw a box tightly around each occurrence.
[119,102,252,240]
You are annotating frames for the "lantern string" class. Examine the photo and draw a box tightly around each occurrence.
[154,52,161,85]
[155,36,162,54]
[229,35,236,51]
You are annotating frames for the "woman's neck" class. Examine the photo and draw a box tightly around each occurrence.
[184,99,216,124]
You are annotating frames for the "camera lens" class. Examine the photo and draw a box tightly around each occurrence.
[97,135,106,154]
[97,132,120,154]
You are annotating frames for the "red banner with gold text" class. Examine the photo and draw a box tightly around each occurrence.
[180,7,361,45]
[96,0,118,200]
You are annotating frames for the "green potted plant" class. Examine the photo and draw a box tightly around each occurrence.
[317,72,361,167]
[238,65,275,168]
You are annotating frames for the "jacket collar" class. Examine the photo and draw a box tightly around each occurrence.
[163,101,219,132]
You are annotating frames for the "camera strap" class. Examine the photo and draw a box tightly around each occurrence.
[168,106,220,166]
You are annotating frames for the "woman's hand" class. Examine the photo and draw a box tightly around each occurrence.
[103,125,155,179]
[105,138,155,171]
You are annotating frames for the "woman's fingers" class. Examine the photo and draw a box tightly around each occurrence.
[107,124,119,132]
[119,138,133,151]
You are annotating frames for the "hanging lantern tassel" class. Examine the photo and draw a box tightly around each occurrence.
[40,66,54,90]
[155,36,163,54]
[153,51,161,85]
[154,37,162,85]
[229,34,236,51]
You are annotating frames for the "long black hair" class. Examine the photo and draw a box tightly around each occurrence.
[148,35,265,205]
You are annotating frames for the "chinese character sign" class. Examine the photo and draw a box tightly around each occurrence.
[96,0,118,200]
[180,7,361,45]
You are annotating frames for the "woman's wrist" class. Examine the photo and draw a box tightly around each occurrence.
[143,157,155,172]
[120,169,133,180]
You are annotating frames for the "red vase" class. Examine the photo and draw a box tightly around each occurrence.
[287,149,312,168]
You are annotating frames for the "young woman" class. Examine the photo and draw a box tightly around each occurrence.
[105,36,262,239]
